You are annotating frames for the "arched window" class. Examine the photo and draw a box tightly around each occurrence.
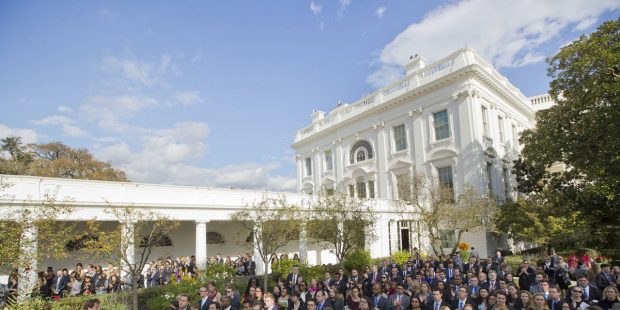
[140,234,173,247]
[356,150,366,162]
[207,231,225,244]
[350,140,373,164]
[65,234,99,252]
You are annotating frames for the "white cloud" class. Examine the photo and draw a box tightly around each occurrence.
[0,124,38,144]
[174,90,203,106]
[338,0,351,17]
[94,122,295,192]
[57,105,73,113]
[375,6,387,19]
[79,95,158,132]
[101,53,180,86]
[99,8,118,19]
[366,65,403,89]
[369,0,620,87]
[310,1,322,15]
[32,115,89,138]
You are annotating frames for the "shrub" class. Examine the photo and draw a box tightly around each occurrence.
[391,251,410,265]
[271,259,299,281]
[206,264,236,281]
[344,249,371,272]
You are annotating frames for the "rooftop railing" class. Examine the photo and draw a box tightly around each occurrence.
[294,48,530,142]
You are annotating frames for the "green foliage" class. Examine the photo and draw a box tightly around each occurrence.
[300,264,327,282]
[344,249,371,272]
[508,18,620,258]
[271,259,299,281]
[206,263,236,280]
[0,137,128,181]
[391,251,410,265]
[10,292,132,310]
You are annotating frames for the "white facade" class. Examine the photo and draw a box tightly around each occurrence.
[292,48,544,257]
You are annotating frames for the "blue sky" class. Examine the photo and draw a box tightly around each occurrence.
[1,1,618,191]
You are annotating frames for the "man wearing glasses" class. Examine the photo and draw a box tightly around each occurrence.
[518,260,536,292]
[225,285,241,310]
[567,287,588,309]
[199,286,211,310]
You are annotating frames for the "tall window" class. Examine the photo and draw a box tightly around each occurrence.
[498,116,505,142]
[437,166,454,200]
[433,110,450,140]
[305,157,312,176]
[348,184,355,197]
[503,167,510,199]
[481,106,489,137]
[397,173,411,201]
[512,125,518,145]
[368,180,375,198]
[393,124,407,151]
[356,177,366,198]
[326,188,334,196]
[350,140,373,164]
[486,162,493,192]
[324,150,333,171]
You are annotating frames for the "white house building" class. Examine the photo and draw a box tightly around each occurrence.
[1,48,553,284]
[292,47,550,257]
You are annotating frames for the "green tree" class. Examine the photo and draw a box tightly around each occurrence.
[505,19,620,257]
[306,191,377,269]
[82,206,180,310]
[0,137,128,181]
[0,177,76,301]
[396,168,498,256]
[230,195,299,292]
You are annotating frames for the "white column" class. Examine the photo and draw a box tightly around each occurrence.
[195,221,208,270]
[299,222,307,264]
[253,224,265,275]
[18,223,37,302]
[120,221,135,278]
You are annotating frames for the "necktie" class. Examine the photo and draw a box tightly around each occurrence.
[374,296,379,308]
[435,302,439,310]
[459,301,463,310]
[583,289,588,300]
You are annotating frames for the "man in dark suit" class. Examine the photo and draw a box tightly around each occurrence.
[389,284,411,310]
[225,285,242,310]
[568,275,602,304]
[463,257,480,276]
[547,285,563,310]
[222,296,238,310]
[315,290,332,310]
[467,277,481,299]
[371,284,390,310]
[324,272,336,288]
[451,286,477,310]
[198,286,212,310]
[595,264,616,291]
[297,281,314,305]
[369,266,381,284]
[380,260,390,275]
[53,269,70,297]
[287,265,301,292]
[424,288,449,310]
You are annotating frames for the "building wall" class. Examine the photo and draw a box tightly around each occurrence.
[292,48,538,258]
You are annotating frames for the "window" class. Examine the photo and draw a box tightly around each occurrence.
[393,124,407,151]
[305,157,312,176]
[350,140,373,164]
[437,166,453,189]
[65,234,99,252]
[368,180,375,198]
[207,231,225,244]
[433,110,450,140]
[440,229,456,248]
[357,177,366,198]
[140,234,173,247]
[396,173,411,201]
[481,106,489,137]
[245,232,254,243]
[498,117,505,142]
[348,184,355,197]
[356,150,366,162]
[512,125,518,145]
[503,168,511,200]
[486,162,493,192]
[326,188,334,196]
[324,150,333,171]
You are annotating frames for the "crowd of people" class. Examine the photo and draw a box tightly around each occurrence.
[1,249,619,310]
[165,249,619,310]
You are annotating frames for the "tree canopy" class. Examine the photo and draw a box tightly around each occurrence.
[0,136,128,181]
[503,19,620,256]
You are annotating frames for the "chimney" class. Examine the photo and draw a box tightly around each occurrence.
[405,54,427,75]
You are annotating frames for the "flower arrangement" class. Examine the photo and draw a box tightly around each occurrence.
[458,242,471,251]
